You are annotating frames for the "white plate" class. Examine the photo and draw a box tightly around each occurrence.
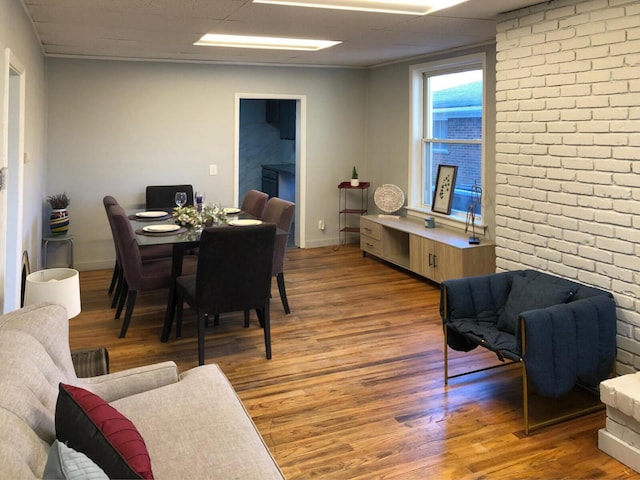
[374,184,405,214]
[143,224,180,233]
[223,207,241,214]
[229,219,262,226]
[136,211,168,218]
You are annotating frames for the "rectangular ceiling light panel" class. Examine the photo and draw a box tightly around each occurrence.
[195,34,341,51]
[253,0,469,15]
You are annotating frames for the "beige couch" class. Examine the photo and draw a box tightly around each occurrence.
[0,303,285,479]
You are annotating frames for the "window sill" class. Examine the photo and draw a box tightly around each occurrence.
[406,207,487,236]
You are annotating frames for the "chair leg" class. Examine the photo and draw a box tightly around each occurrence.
[115,279,128,319]
[213,314,220,327]
[119,290,137,338]
[244,310,250,328]
[197,312,206,366]
[175,292,184,338]
[111,269,124,309]
[256,308,265,328]
[108,261,119,295]
[276,272,290,314]
[263,302,271,359]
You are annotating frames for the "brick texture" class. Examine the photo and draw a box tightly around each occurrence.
[496,0,640,375]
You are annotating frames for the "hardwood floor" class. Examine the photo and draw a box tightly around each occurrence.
[70,244,634,479]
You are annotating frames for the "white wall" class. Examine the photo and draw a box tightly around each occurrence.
[0,0,47,278]
[46,59,366,269]
[495,0,640,374]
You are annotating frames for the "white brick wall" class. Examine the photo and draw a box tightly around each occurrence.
[496,0,640,375]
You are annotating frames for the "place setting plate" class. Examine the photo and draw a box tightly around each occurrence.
[136,211,169,218]
[229,219,262,226]
[142,224,181,233]
[223,207,241,214]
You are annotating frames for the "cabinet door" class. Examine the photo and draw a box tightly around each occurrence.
[432,242,463,283]
[416,238,463,283]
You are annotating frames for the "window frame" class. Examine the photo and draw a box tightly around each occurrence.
[408,53,487,228]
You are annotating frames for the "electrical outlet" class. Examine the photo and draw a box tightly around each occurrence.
[318,220,325,231]
[209,164,217,176]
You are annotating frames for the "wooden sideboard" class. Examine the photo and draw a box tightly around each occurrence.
[360,215,495,283]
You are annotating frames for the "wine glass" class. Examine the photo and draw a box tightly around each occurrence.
[175,191,187,208]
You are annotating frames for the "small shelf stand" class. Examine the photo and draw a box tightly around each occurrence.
[338,181,370,245]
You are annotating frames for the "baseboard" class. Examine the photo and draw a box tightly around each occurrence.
[598,428,640,473]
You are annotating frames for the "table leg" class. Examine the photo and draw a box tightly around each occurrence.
[161,244,186,342]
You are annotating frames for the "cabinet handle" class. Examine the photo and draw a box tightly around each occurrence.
[433,254,438,268]
[364,227,372,233]
[428,253,432,266]
[366,242,374,248]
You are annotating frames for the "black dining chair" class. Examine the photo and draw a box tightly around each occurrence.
[146,185,194,210]
[240,190,269,219]
[109,204,197,338]
[262,197,295,314]
[173,223,276,365]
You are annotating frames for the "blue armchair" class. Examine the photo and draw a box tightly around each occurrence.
[440,269,617,433]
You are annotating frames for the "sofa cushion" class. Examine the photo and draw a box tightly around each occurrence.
[55,384,153,479]
[497,274,576,335]
[43,440,108,480]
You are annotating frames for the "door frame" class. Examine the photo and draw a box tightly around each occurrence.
[1,48,26,312]
[234,93,306,248]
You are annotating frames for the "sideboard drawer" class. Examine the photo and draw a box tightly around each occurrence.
[360,218,382,241]
[360,235,382,256]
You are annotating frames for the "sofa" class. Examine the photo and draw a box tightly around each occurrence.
[0,303,285,479]
[440,269,617,433]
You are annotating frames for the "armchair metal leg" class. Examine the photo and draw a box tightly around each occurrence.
[521,361,604,435]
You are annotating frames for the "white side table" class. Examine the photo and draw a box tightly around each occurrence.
[42,234,74,268]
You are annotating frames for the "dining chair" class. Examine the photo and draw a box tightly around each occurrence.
[173,223,276,365]
[146,184,194,210]
[240,190,269,219]
[103,196,173,309]
[262,197,295,314]
[109,204,196,338]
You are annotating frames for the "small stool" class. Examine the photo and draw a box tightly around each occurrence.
[43,235,74,268]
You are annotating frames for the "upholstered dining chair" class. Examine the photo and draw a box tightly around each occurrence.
[109,204,196,338]
[146,184,194,210]
[103,196,172,309]
[262,197,295,314]
[173,223,276,365]
[240,189,269,219]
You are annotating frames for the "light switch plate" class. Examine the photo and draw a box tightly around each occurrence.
[209,164,217,175]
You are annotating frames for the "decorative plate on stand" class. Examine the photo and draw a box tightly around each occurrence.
[374,184,405,215]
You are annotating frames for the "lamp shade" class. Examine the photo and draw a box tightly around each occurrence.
[24,268,81,318]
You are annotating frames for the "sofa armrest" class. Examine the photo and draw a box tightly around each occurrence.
[77,361,179,402]
[521,294,616,397]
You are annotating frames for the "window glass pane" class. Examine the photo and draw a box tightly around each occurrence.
[426,69,482,215]
[423,142,482,215]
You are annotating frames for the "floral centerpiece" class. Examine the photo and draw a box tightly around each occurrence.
[173,204,227,228]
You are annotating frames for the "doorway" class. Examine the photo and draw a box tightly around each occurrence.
[235,94,306,248]
[1,49,26,312]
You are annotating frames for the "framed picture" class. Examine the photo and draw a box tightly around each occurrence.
[432,164,458,215]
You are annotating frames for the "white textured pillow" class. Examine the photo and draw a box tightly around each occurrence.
[43,440,108,480]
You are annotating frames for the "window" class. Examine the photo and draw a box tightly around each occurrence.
[409,54,485,223]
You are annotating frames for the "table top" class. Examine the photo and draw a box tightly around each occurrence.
[129,209,285,247]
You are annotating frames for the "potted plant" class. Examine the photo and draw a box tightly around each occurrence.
[47,192,70,236]
[350,166,359,187]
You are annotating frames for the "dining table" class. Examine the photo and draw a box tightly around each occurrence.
[129,208,283,342]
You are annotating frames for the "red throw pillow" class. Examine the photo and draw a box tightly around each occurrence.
[55,383,154,479]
